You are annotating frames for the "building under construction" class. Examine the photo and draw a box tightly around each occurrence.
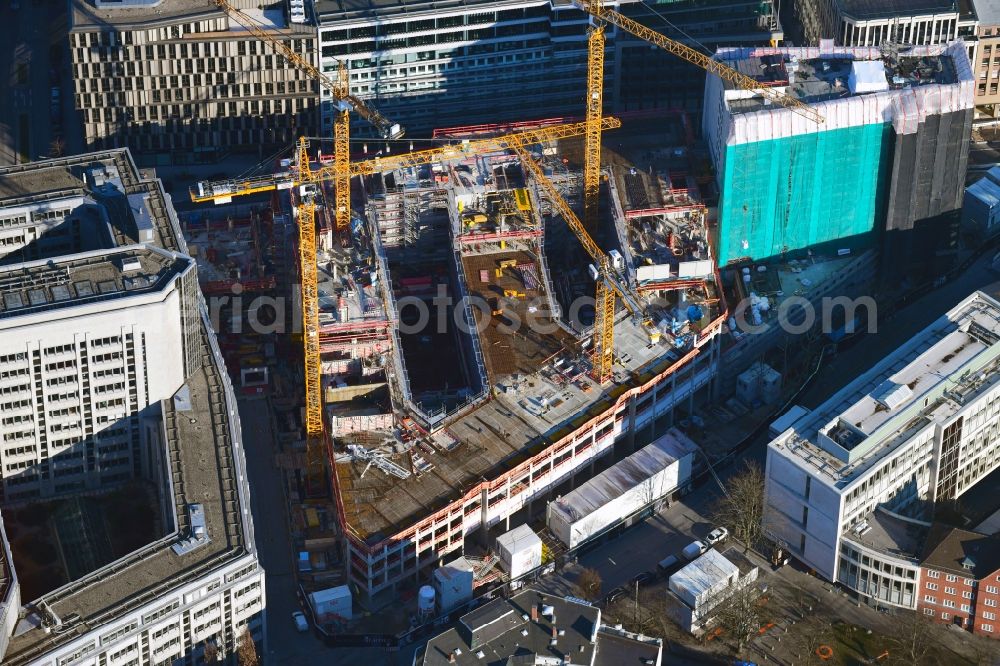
[704,40,974,277]
[296,126,727,603]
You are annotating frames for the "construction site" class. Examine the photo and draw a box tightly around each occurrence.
[189,113,727,634]
[176,0,855,638]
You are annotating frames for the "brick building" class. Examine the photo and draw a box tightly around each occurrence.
[917,524,1000,638]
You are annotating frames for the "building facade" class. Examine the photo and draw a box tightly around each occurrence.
[0,151,265,665]
[0,161,200,502]
[917,525,1000,638]
[315,0,782,137]
[972,0,1000,117]
[0,514,20,663]
[797,0,977,48]
[703,41,973,270]
[764,291,1000,609]
[68,0,319,162]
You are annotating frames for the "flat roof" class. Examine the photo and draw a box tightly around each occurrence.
[4,324,254,665]
[0,151,185,254]
[771,291,1000,487]
[842,507,927,561]
[0,247,191,321]
[420,589,598,666]
[315,0,531,24]
[835,0,962,21]
[592,628,662,666]
[548,429,697,526]
[974,0,1000,25]
[70,0,221,29]
[726,51,959,113]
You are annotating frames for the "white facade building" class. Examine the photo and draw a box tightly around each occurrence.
[798,0,977,49]
[0,160,200,502]
[0,152,264,665]
[764,290,1000,609]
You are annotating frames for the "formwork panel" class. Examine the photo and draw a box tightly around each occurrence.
[716,122,893,264]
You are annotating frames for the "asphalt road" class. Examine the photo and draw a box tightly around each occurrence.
[0,0,80,165]
[238,398,330,665]
[239,398,419,666]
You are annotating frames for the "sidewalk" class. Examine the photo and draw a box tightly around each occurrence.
[754,566,995,665]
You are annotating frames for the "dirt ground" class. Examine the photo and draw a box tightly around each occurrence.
[461,250,577,380]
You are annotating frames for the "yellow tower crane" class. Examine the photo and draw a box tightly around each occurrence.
[211,0,401,488]
[583,0,606,235]
[575,0,824,234]
[190,119,621,476]
[212,0,400,230]
[512,147,642,384]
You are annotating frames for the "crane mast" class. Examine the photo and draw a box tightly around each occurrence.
[583,0,605,234]
[574,0,825,124]
[211,0,403,489]
[293,139,325,477]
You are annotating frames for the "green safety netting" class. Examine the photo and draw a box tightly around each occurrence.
[716,122,892,264]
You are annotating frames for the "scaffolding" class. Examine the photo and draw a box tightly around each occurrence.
[717,122,893,264]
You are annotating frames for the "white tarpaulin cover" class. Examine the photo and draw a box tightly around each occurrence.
[848,60,889,94]
[703,41,975,158]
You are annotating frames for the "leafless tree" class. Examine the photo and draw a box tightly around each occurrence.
[49,138,65,158]
[786,618,833,664]
[712,460,766,550]
[236,627,259,666]
[202,641,219,664]
[575,567,603,602]
[712,581,763,655]
[606,587,684,642]
[885,611,934,666]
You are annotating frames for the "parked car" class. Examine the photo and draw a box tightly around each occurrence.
[706,526,729,546]
[682,540,708,560]
[656,554,680,575]
[605,586,628,605]
[291,611,308,632]
[631,571,657,587]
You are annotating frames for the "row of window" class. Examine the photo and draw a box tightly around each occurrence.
[82,95,311,126]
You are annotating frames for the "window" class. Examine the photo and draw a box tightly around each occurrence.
[942,612,951,620]
[945,587,956,595]
[962,604,971,612]
[943,599,956,608]
[924,594,937,603]
[927,583,939,591]
[923,608,935,616]
[987,585,999,594]
[985,598,998,607]
[963,591,973,599]
[983,624,994,633]
[984,612,997,621]
[927,570,940,579]
[946,574,958,582]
